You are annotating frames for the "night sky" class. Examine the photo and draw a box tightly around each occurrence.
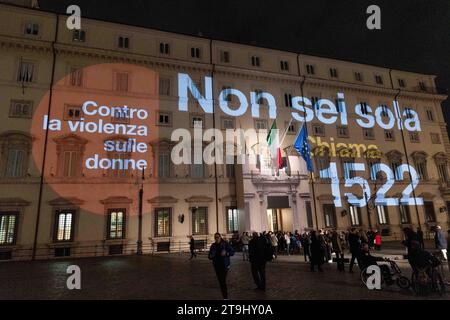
[39,0,450,136]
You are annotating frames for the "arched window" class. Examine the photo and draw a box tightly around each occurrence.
[411,151,428,180]
[54,134,87,178]
[0,132,32,178]
[385,150,403,180]
[434,152,449,185]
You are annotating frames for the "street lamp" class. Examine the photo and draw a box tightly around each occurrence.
[137,167,145,255]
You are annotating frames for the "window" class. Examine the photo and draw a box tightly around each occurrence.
[220,50,230,63]
[286,122,296,134]
[329,68,338,78]
[227,207,239,233]
[317,154,331,179]
[158,153,170,178]
[70,67,83,87]
[354,72,363,82]
[72,29,86,42]
[404,107,414,119]
[9,100,32,118]
[398,79,406,87]
[409,132,420,143]
[436,160,449,183]
[384,130,395,141]
[190,47,201,59]
[190,114,204,128]
[412,153,428,180]
[359,102,369,115]
[251,56,260,67]
[63,151,79,177]
[376,206,389,225]
[192,207,208,235]
[424,201,436,223]
[336,126,349,138]
[17,61,34,83]
[55,210,74,242]
[284,93,293,107]
[5,149,26,178]
[349,206,361,226]
[419,81,427,91]
[155,208,171,237]
[0,213,17,245]
[342,160,355,179]
[0,133,31,178]
[159,42,170,55]
[426,109,434,121]
[312,124,325,136]
[221,86,232,102]
[363,128,375,140]
[380,105,390,117]
[64,105,83,121]
[159,78,171,96]
[430,133,441,144]
[306,64,315,75]
[375,75,383,85]
[255,120,267,130]
[399,205,411,224]
[118,36,129,49]
[222,117,235,130]
[24,22,39,36]
[157,112,171,126]
[390,160,401,180]
[115,72,128,92]
[305,201,314,228]
[311,96,320,109]
[323,204,337,228]
[368,161,381,180]
[107,209,125,239]
[225,164,235,178]
[280,60,289,71]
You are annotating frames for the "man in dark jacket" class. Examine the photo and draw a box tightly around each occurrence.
[434,226,448,261]
[248,232,270,291]
[189,235,196,260]
[208,233,235,299]
[348,228,361,273]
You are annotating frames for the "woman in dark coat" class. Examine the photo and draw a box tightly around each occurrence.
[310,230,325,272]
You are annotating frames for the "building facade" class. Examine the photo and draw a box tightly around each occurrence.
[0,2,449,260]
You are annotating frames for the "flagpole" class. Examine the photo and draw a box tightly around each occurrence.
[297,71,320,230]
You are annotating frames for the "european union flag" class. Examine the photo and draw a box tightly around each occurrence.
[293,124,314,172]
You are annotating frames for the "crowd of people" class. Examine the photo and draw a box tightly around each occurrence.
[202,226,449,299]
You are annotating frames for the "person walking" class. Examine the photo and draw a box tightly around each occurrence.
[189,235,197,260]
[310,230,325,272]
[248,232,271,291]
[331,230,344,271]
[434,226,448,261]
[208,233,235,299]
[240,232,250,261]
[348,228,361,273]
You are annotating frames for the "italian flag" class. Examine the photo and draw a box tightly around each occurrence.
[266,120,282,170]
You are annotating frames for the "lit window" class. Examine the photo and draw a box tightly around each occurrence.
[0,213,17,245]
[55,211,74,242]
[399,205,411,224]
[192,207,208,235]
[349,206,361,226]
[376,206,389,225]
[227,207,239,233]
[155,208,171,237]
[108,209,125,239]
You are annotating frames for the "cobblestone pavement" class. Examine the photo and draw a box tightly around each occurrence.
[0,249,449,300]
